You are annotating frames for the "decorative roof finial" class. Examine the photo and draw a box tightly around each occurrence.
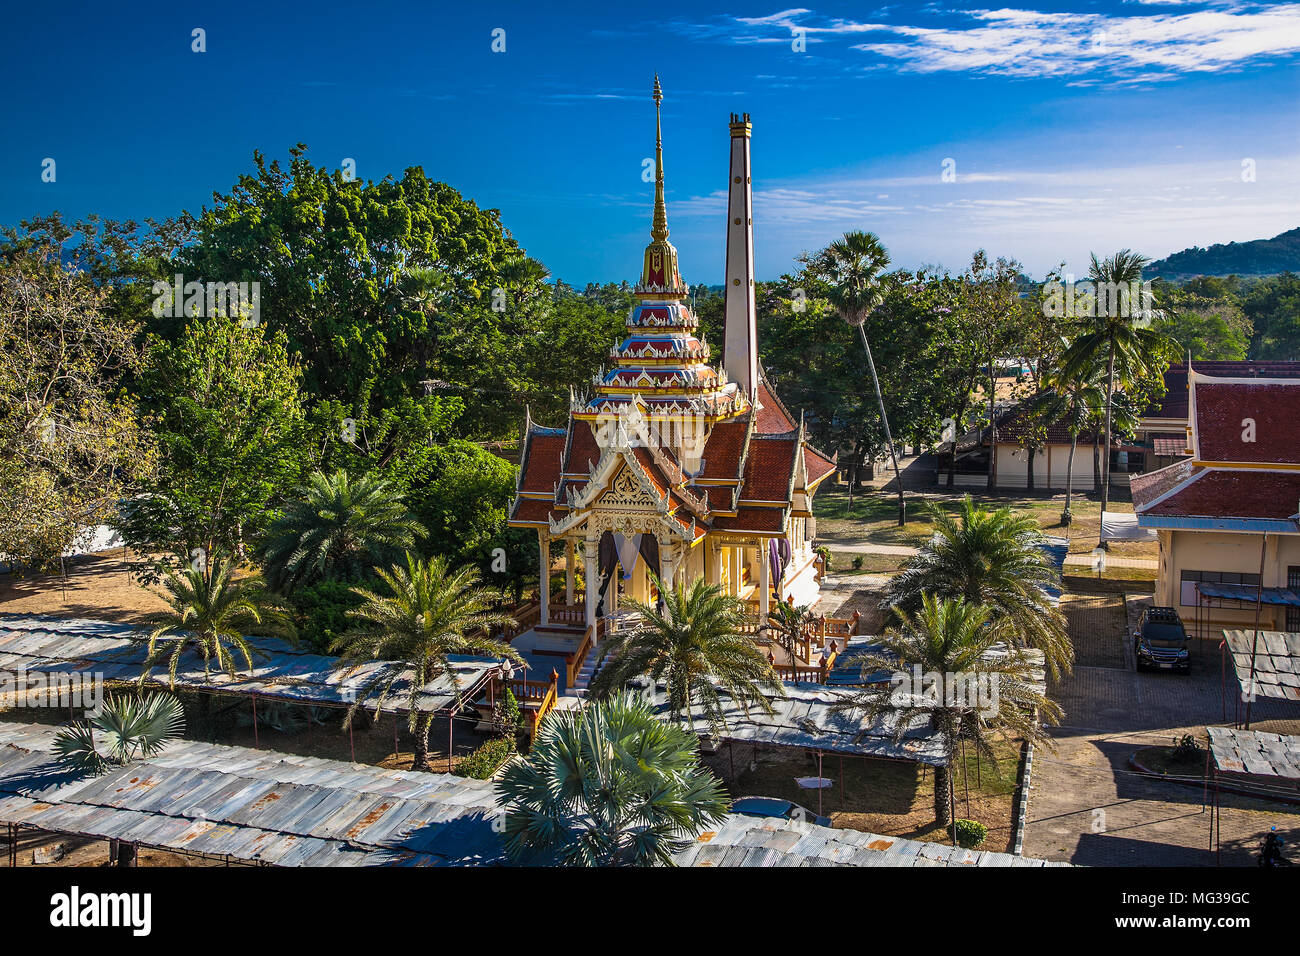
[651,74,669,242]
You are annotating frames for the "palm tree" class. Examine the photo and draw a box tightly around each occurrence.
[497,690,731,866]
[839,594,1060,827]
[258,469,423,595]
[588,576,783,731]
[803,231,906,525]
[138,551,293,690]
[1058,250,1168,541]
[1039,353,1106,525]
[53,692,185,777]
[332,554,522,771]
[883,496,1073,678]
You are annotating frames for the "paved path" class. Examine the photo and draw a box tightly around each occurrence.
[821,538,1158,570]
[1024,594,1300,866]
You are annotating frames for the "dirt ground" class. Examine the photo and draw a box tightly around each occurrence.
[0,549,169,622]
[1,829,228,868]
[705,738,1023,852]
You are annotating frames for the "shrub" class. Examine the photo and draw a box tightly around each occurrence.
[1174,733,1204,759]
[454,736,516,779]
[852,555,864,571]
[291,579,364,652]
[953,818,988,849]
[816,546,832,570]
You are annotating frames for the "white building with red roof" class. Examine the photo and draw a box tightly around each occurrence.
[508,79,836,641]
[1133,366,1300,637]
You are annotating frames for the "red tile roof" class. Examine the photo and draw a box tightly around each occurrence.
[510,497,563,524]
[517,431,565,494]
[1194,380,1300,465]
[1143,469,1300,520]
[804,445,837,486]
[1146,362,1300,421]
[740,436,798,502]
[755,380,797,434]
[698,420,748,480]
[712,506,787,533]
[564,423,600,475]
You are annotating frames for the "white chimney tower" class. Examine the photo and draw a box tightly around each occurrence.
[723,112,758,404]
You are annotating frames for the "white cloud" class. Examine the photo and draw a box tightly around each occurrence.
[693,4,1300,82]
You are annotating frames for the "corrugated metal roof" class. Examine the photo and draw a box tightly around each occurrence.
[0,720,1070,867]
[676,816,1067,867]
[0,614,505,715]
[633,678,950,765]
[1207,726,1300,780]
[1221,629,1300,701]
[0,722,503,867]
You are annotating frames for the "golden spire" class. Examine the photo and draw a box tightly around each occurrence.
[651,74,669,242]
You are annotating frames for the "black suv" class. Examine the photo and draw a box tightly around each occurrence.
[1133,606,1191,673]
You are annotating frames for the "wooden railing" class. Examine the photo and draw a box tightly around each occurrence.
[532,672,558,735]
[547,603,587,628]
[501,596,541,641]
[499,669,560,738]
[771,642,841,684]
[564,616,608,687]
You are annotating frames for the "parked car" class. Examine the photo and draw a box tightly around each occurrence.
[731,796,832,828]
[1133,606,1191,673]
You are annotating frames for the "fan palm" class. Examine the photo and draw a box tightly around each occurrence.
[258,469,424,595]
[332,554,522,771]
[138,551,293,690]
[884,496,1072,678]
[1057,250,1170,539]
[497,690,731,866]
[803,231,906,525]
[53,692,185,776]
[589,576,783,732]
[837,594,1060,826]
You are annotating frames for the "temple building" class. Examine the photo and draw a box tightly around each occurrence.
[508,78,836,637]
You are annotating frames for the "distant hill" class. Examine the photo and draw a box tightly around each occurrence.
[1147,227,1300,279]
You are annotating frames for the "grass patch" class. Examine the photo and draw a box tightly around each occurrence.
[828,551,906,575]
[709,736,1023,851]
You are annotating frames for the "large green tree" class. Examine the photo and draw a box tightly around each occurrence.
[118,313,309,565]
[0,228,157,567]
[175,146,544,441]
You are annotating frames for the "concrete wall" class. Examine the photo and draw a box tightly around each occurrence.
[992,443,1097,490]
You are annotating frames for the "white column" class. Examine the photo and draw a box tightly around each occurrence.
[758,543,770,622]
[538,530,550,626]
[732,547,743,596]
[565,540,575,605]
[584,533,598,633]
[708,542,722,586]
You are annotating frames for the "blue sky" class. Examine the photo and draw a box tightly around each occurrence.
[2,1,1298,284]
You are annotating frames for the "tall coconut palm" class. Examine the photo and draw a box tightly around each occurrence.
[258,469,424,595]
[838,594,1060,827]
[1039,352,1107,525]
[883,496,1073,678]
[1058,250,1168,541]
[332,554,522,771]
[589,576,783,732]
[497,690,730,866]
[138,551,293,690]
[803,231,906,525]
